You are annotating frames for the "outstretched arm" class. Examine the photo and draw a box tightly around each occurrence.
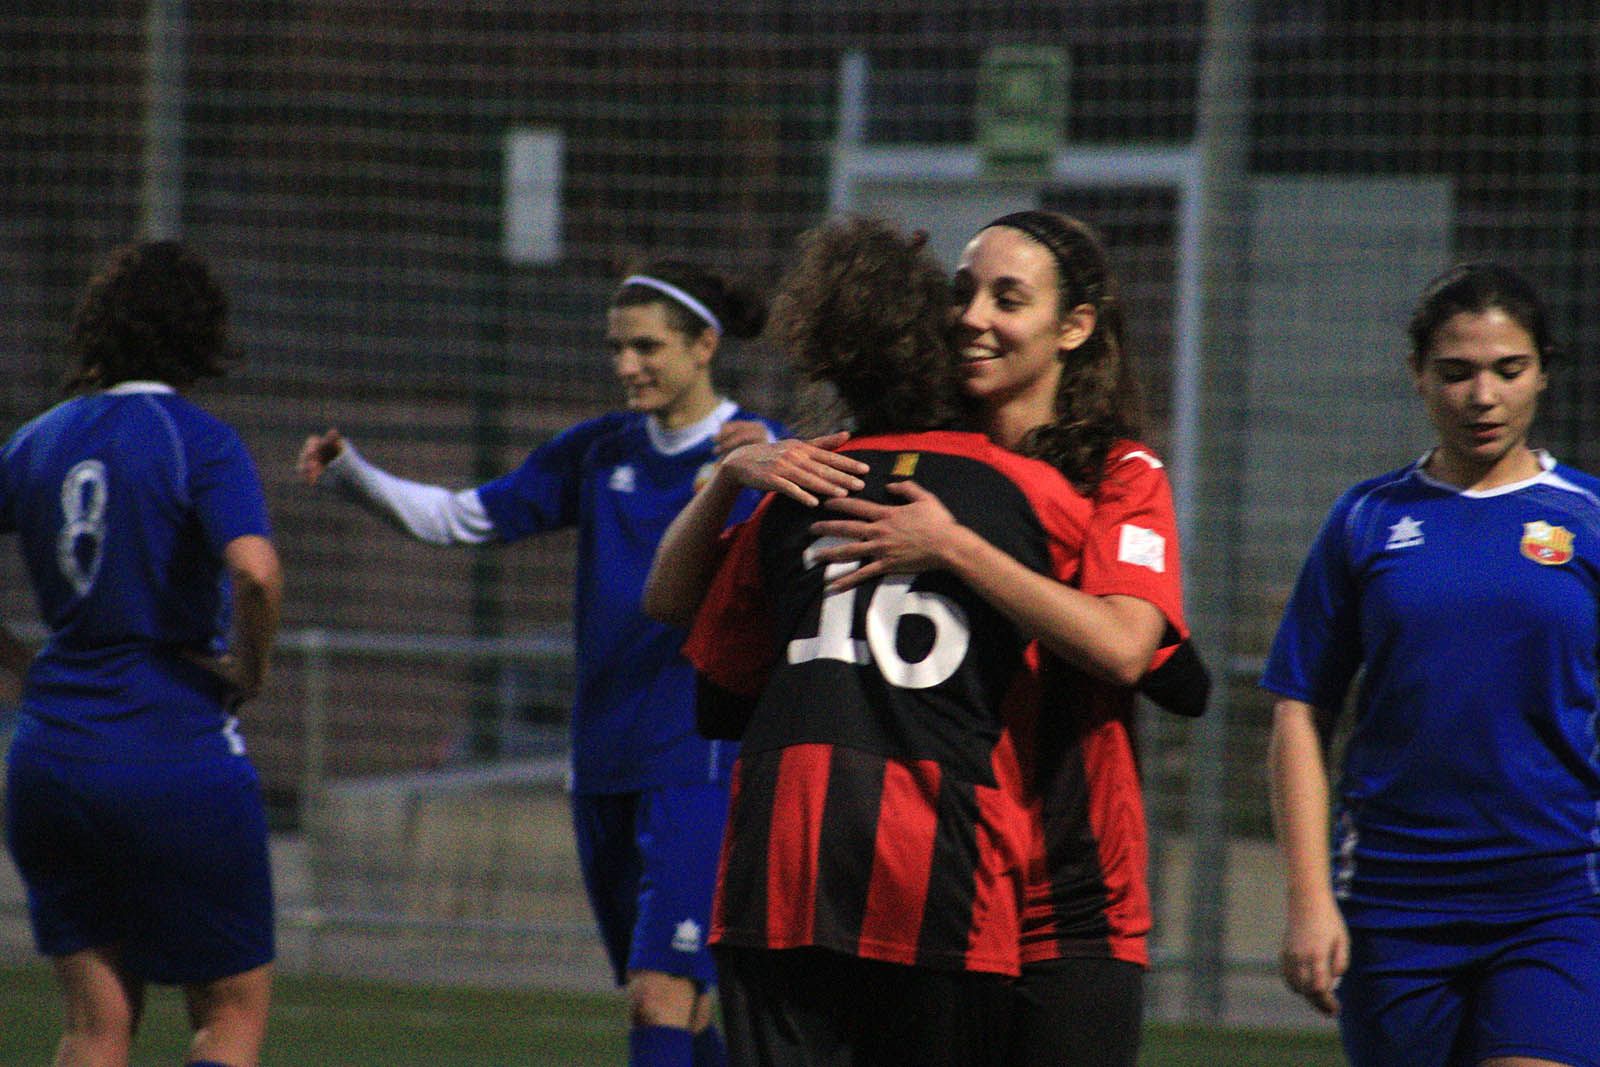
[641,433,868,627]
[808,480,1166,686]
[297,427,495,545]
[1268,697,1346,1017]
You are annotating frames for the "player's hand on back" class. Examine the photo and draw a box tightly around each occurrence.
[183,650,262,707]
[808,480,959,591]
[717,432,868,508]
[297,428,346,486]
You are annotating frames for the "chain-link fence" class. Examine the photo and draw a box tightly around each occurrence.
[4,1,1597,1024]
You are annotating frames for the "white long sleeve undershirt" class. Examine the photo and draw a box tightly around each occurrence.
[319,441,496,545]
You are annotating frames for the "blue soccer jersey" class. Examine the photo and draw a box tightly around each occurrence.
[0,382,272,761]
[1262,452,1600,926]
[475,400,781,794]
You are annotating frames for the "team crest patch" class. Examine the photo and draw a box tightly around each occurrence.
[1520,520,1574,566]
[891,452,920,477]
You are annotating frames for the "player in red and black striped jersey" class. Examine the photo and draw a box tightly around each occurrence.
[690,433,1093,1067]
[689,430,1092,976]
[651,217,1101,1066]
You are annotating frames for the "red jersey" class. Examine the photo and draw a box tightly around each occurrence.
[1014,440,1190,967]
[686,430,1090,976]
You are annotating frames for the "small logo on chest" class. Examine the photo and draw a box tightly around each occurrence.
[1384,515,1424,550]
[1520,520,1574,566]
[608,465,636,493]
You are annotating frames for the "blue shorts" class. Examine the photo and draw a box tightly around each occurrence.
[4,743,275,985]
[571,784,728,988]
[1340,911,1600,1067]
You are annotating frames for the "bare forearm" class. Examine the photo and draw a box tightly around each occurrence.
[225,535,284,695]
[642,468,745,627]
[1269,698,1335,906]
[934,526,1163,685]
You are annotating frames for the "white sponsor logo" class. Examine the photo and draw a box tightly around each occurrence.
[671,918,703,954]
[1117,524,1166,573]
[1385,515,1424,550]
[608,465,636,493]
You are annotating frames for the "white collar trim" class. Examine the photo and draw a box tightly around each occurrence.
[104,381,176,395]
[648,398,742,455]
[1413,449,1557,498]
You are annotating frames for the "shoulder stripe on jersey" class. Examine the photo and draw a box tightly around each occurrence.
[139,394,190,498]
[1116,449,1163,470]
[1540,470,1600,511]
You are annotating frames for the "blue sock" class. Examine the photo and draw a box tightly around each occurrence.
[630,1024,694,1067]
[693,1024,728,1067]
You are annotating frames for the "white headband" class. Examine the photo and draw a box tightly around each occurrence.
[620,275,722,334]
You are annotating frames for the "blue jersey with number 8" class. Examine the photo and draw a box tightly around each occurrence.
[0,382,271,761]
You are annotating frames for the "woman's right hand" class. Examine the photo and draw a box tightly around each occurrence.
[297,427,346,486]
[1280,887,1348,1017]
[719,431,868,507]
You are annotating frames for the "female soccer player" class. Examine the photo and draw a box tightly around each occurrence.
[297,260,781,1067]
[665,214,1102,1066]
[1,240,284,1067]
[1263,262,1600,1067]
[807,210,1191,1067]
[647,211,1197,1067]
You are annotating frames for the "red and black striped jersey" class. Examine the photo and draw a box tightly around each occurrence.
[1013,440,1190,968]
[686,430,1091,976]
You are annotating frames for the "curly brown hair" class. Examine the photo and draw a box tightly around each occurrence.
[979,211,1142,495]
[767,216,971,436]
[64,240,233,393]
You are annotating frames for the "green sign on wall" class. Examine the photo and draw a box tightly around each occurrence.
[976,45,1068,174]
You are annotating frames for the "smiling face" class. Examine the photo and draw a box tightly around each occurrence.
[1414,307,1547,489]
[605,302,718,429]
[950,226,1094,446]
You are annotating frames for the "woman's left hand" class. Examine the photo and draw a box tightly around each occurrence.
[807,480,963,592]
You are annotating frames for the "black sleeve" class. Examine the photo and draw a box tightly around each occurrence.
[1139,636,1210,718]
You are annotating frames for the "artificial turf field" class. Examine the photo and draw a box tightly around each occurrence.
[0,964,1344,1065]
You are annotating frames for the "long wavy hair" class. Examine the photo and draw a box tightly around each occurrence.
[767,215,972,436]
[981,211,1143,495]
[64,240,233,393]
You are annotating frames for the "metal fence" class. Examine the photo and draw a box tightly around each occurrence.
[4,0,1599,1023]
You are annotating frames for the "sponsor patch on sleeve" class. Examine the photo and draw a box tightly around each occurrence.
[1117,523,1166,572]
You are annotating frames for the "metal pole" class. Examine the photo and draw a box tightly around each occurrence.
[1183,0,1254,1022]
[142,0,186,239]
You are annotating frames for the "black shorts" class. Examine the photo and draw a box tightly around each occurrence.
[1009,956,1144,1067]
[715,945,1013,1067]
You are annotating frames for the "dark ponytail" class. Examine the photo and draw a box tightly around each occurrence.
[612,259,767,341]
